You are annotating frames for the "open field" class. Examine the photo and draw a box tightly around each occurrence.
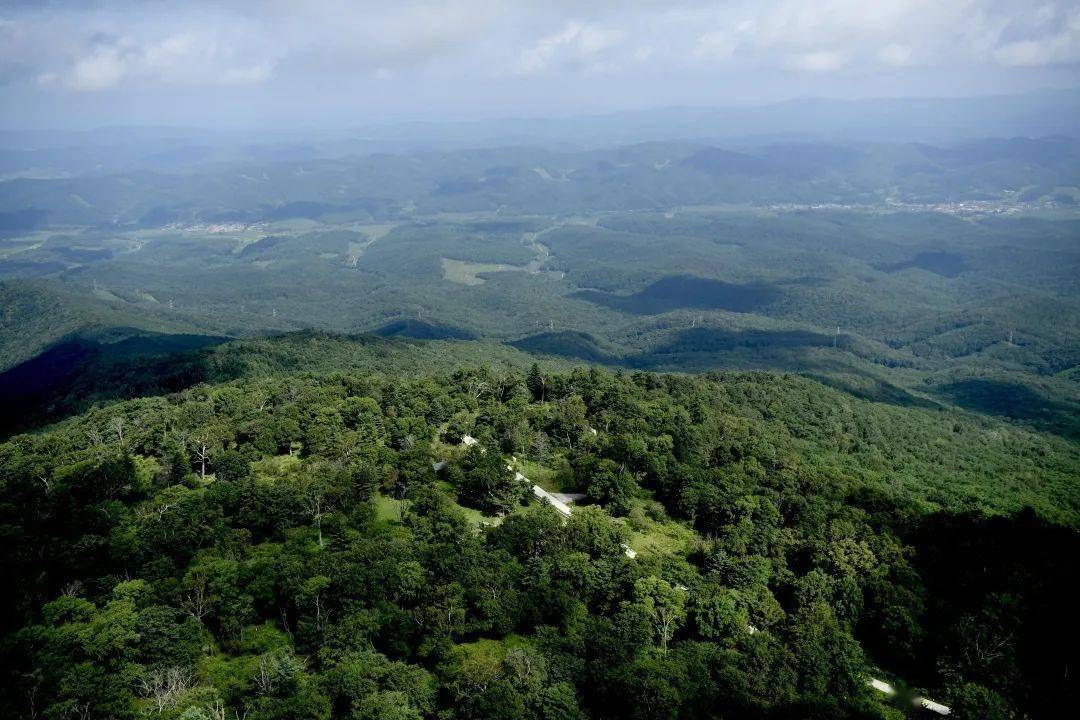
[441,257,526,285]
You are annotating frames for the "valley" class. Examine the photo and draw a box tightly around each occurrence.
[1,107,1078,720]
[4,190,1078,437]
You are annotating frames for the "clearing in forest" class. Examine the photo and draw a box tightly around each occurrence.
[441,225,565,285]
[441,258,526,285]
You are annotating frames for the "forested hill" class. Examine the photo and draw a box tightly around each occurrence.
[1,353,1077,719]
[0,330,570,437]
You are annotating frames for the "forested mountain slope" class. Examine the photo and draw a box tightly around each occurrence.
[2,138,1079,226]
[0,331,570,437]
[1,354,1076,719]
[0,280,214,371]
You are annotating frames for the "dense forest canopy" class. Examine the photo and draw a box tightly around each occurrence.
[3,158,1078,438]
[0,82,1078,720]
[1,342,1077,719]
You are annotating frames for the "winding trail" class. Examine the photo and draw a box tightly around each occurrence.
[514,467,636,557]
[442,436,950,715]
[868,678,951,715]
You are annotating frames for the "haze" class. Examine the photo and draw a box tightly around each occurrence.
[2,4,1080,720]
[2,0,1080,129]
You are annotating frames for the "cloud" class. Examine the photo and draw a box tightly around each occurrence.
[4,1,504,92]
[69,38,128,91]
[5,9,280,92]
[3,0,1078,93]
[0,0,1077,127]
[788,50,846,71]
[518,20,623,74]
[59,31,276,91]
[282,0,503,71]
[878,43,915,67]
[695,30,739,60]
[682,0,1080,72]
[992,2,1080,66]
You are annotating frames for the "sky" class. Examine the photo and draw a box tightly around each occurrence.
[1,0,1079,129]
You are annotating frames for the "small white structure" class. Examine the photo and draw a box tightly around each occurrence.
[867,678,951,716]
[551,492,587,504]
[532,483,574,517]
[869,679,894,696]
[456,435,485,453]
[463,438,642,560]
[919,698,952,716]
[450,440,941,712]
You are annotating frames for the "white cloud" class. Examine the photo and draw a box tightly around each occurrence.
[518,20,623,74]
[633,45,655,62]
[788,50,846,71]
[69,42,128,91]
[878,43,914,67]
[61,31,277,91]
[5,1,505,92]
[680,0,1080,72]
[992,4,1080,66]
[995,36,1080,66]
[0,0,1077,124]
[695,30,738,59]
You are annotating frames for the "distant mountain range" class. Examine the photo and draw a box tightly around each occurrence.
[2,136,1077,229]
[1,87,1078,178]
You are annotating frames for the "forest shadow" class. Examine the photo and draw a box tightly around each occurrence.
[508,327,943,414]
[807,373,942,410]
[935,377,1079,438]
[0,329,228,437]
[509,331,617,364]
[374,319,477,341]
[876,251,967,278]
[573,275,782,315]
[636,327,840,357]
[850,496,1079,720]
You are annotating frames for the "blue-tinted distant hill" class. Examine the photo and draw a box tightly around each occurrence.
[2,136,1078,226]
[2,87,1077,178]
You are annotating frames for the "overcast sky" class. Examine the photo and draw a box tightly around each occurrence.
[1,0,1079,129]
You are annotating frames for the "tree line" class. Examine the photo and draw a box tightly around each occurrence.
[1,361,1076,719]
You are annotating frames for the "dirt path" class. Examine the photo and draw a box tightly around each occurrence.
[448,437,947,714]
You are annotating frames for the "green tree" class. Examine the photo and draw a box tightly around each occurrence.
[948,682,1015,720]
[689,584,748,643]
[456,446,525,514]
[215,448,251,484]
[527,363,548,402]
[632,577,687,651]
[583,458,637,516]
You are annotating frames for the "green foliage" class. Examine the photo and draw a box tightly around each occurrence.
[454,446,526,514]
[580,457,638,516]
[0,357,1076,719]
[631,577,688,651]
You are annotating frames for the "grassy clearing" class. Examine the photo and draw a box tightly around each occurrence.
[348,222,397,241]
[450,634,529,665]
[91,286,125,302]
[345,225,394,265]
[372,487,504,533]
[433,440,463,458]
[622,501,696,558]
[531,167,568,182]
[250,454,303,483]
[434,481,505,529]
[372,493,408,526]
[517,457,572,492]
[440,258,524,285]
